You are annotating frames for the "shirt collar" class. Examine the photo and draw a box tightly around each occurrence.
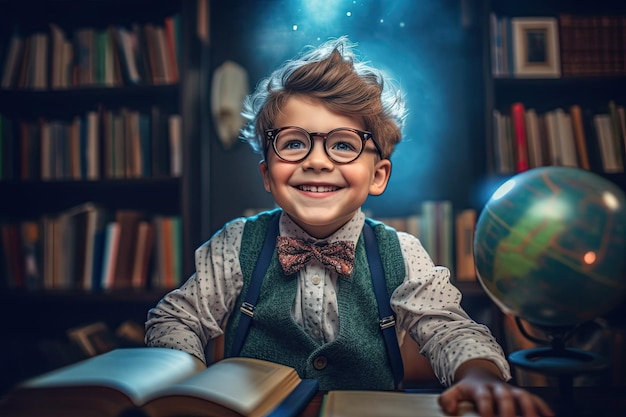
[279,209,365,246]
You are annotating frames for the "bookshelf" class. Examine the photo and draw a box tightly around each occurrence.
[483,0,626,178]
[0,0,210,393]
[482,0,626,386]
[0,1,210,285]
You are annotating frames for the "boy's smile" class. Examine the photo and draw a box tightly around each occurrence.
[259,96,391,239]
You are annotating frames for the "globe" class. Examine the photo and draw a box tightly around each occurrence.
[474,166,626,329]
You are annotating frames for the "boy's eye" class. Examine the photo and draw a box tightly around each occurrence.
[283,139,307,150]
[330,141,357,153]
[327,131,361,155]
[275,130,310,155]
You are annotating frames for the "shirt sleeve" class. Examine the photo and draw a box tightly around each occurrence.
[144,218,246,364]
[391,231,512,386]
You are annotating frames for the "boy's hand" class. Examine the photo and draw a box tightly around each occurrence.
[438,360,555,417]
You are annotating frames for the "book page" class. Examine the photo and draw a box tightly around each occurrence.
[144,357,301,417]
[320,391,479,417]
[20,347,204,405]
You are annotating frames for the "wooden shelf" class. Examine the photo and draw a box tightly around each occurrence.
[492,77,626,111]
[0,84,180,118]
[0,178,181,218]
[0,288,170,304]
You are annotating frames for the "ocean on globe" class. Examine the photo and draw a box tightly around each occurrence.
[473,166,626,328]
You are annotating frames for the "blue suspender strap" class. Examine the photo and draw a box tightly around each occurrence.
[230,212,281,357]
[363,222,405,389]
[231,214,404,388]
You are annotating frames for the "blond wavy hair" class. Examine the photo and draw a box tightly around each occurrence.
[239,36,406,159]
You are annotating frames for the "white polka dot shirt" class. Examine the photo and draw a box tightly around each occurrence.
[145,209,511,386]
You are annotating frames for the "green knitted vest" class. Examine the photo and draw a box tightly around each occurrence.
[224,209,405,390]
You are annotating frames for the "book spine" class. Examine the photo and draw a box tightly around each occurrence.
[511,102,529,172]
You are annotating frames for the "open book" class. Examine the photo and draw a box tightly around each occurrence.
[0,347,319,417]
[320,391,479,417]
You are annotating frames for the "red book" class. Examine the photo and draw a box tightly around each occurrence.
[511,102,529,172]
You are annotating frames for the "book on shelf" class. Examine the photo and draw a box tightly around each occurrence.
[554,108,579,168]
[168,113,183,177]
[40,202,100,290]
[319,390,479,417]
[510,102,529,172]
[559,13,624,77]
[524,108,544,169]
[569,105,591,170]
[100,221,121,290]
[454,209,477,282]
[2,107,178,181]
[420,200,453,270]
[0,347,319,417]
[594,114,624,173]
[493,102,626,173]
[493,12,626,78]
[83,205,110,291]
[152,215,183,289]
[66,321,118,358]
[1,31,24,88]
[492,110,515,174]
[163,15,180,83]
[0,221,27,289]
[110,209,145,289]
[0,206,185,292]
[608,101,625,167]
[372,203,480,281]
[131,220,155,289]
[0,13,181,90]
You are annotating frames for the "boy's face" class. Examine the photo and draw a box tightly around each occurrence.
[259,96,391,239]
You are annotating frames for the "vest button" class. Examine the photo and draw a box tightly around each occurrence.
[311,275,321,285]
[313,356,328,370]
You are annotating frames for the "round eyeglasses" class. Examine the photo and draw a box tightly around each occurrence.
[265,126,384,164]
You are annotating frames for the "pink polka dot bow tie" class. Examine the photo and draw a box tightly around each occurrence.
[276,236,356,276]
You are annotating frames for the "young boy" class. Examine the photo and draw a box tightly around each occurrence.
[145,37,553,417]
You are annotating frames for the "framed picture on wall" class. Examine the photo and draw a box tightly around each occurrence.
[512,17,560,78]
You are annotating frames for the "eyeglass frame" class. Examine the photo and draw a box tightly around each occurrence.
[264,126,385,164]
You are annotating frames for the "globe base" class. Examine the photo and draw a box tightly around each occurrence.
[509,347,609,416]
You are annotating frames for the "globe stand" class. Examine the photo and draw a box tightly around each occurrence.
[508,318,609,417]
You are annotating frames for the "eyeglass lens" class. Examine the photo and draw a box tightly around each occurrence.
[273,128,364,163]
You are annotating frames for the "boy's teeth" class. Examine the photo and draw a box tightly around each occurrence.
[299,185,337,192]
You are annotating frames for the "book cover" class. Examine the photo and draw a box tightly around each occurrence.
[100,221,121,290]
[594,114,623,173]
[1,32,24,88]
[455,209,477,282]
[608,100,625,168]
[83,205,109,291]
[114,26,142,85]
[21,220,42,290]
[1,222,26,288]
[320,391,478,417]
[111,210,144,289]
[569,105,591,170]
[0,348,319,417]
[510,102,529,172]
[131,220,155,289]
[163,15,180,83]
[524,108,545,169]
[554,108,578,168]
[544,110,562,166]
[168,114,182,177]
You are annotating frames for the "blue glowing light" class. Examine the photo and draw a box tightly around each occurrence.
[243,1,473,217]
